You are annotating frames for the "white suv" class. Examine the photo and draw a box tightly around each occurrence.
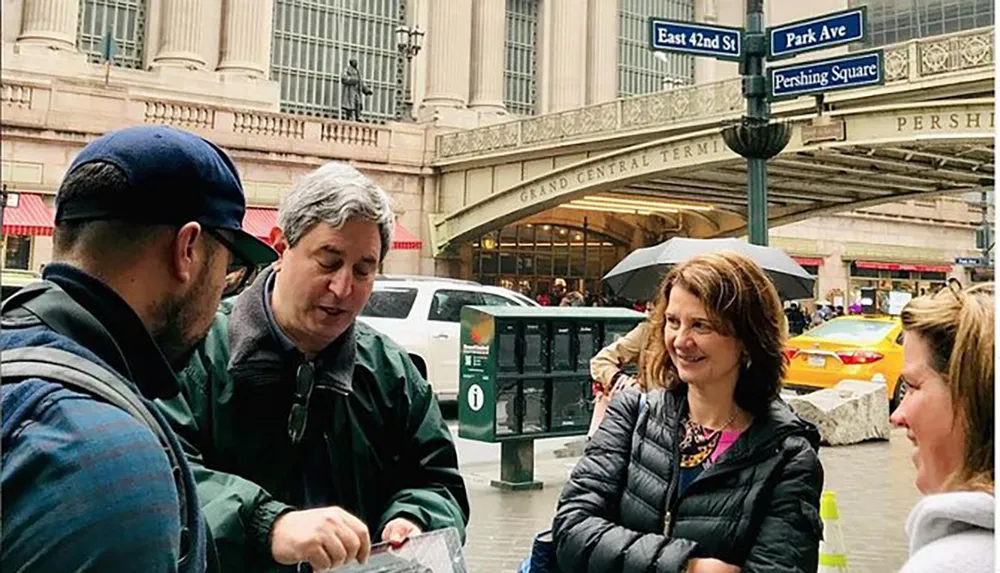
[358,276,538,402]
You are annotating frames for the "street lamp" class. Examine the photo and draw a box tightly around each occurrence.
[395,25,424,120]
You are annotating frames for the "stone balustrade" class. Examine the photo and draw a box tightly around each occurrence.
[233,111,305,139]
[437,26,995,161]
[0,80,408,165]
[1,83,33,109]
[144,101,216,130]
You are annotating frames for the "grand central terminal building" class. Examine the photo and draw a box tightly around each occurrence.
[1,0,994,306]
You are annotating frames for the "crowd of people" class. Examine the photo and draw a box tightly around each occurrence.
[0,124,993,573]
[532,279,650,311]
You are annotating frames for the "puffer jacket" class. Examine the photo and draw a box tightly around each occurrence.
[552,386,824,573]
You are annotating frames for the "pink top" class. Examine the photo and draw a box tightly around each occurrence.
[710,429,743,463]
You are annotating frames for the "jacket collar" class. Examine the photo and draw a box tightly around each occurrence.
[42,263,180,400]
[227,267,357,394]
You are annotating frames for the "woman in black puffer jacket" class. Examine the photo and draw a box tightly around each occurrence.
[552,252,824,573]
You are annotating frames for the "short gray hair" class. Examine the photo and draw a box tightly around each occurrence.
[278,162,395,261]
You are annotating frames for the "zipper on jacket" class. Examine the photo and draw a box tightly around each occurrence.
[662,417,682,536]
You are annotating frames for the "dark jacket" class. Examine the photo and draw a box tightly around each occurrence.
[785,308,807,336]
[1,265,214,573]
[158,270,470,573]
[552,386,824,573]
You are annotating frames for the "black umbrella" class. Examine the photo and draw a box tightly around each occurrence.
[602,237,815,301]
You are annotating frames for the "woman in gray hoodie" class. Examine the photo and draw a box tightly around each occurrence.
[890,282,994,573]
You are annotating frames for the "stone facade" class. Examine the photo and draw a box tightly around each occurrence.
[0,0,989,287]
[771,199,984,305]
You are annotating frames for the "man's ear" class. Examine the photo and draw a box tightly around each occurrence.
[269,226,285,253]
[269,226,289,270]
[170,222,204,284]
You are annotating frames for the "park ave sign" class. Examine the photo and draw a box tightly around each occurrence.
[768,8,867,60]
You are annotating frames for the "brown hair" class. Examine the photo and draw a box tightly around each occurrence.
[900,282,994,491]
[638,251,786,415]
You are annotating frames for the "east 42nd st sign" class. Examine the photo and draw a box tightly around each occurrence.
[648,18,742,60]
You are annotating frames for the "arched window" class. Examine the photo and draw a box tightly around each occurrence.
[852,0,994,48]
[504,0,539,116]
[271,0,402,123]
[77,0,146,69]
[618,0,694,96]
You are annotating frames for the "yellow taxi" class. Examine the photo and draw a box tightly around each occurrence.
[784,315,906,410]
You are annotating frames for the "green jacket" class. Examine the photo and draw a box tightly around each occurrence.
[157,272,470,573]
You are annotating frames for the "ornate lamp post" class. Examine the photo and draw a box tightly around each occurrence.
[720,0,791,246]
[395,25,425,120]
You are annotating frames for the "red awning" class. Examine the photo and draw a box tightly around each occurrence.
[242,208,278,243]
[3,193,54,237]
[792,257,824,267]
[393,221,421,250]
[241,208,422,251]
[855,260,952,273]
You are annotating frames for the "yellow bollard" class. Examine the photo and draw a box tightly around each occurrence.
[818,490,849,572]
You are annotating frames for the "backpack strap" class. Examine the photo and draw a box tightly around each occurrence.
[2,281,132,380]
[1,346,191,560]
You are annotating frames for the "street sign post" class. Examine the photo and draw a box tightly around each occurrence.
[647,1,879,246]
[648,19,743,60]
[956,257,984,266]
[770,50,884,99]
[767,7,867,60]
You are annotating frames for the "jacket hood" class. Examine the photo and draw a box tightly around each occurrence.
[763,396,822,450]
[906,491,995,554]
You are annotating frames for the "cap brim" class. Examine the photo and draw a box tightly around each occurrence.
[231,230,279,266]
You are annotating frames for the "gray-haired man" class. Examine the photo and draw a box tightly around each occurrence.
[158,162,470,573]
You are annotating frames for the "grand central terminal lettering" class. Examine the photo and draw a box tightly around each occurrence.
[519,137,725,204]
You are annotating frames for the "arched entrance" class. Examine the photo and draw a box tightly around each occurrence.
[471,221,631,302]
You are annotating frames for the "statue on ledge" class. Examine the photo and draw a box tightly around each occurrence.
[341,58,373,122]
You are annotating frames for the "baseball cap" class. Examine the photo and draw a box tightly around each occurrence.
[56,125,277,266]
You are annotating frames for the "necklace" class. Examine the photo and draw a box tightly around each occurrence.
[678,410,738,469]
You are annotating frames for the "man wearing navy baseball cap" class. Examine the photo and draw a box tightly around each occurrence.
[1,125,274,573]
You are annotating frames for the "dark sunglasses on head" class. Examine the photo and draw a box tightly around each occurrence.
[203,227,256,297]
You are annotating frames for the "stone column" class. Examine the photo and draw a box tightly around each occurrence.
[468,0,507,113]
[422,0,472,107]
[217,0,274,76]
[547,0,587,112]
[152,0,207,69]
[586,0,618,104]
[17,0,79,49]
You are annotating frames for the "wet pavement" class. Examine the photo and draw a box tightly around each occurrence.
[451,423,921,573]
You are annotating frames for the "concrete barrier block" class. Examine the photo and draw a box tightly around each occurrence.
[787,380,891,446]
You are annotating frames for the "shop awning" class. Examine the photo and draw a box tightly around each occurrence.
[243,208,278,243]
[2,193,54,237]
[855,260,952,273]
[792,257,824,267]
[393,221,421,250]
[242,208,422,251]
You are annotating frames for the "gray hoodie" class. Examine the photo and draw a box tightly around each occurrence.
[899,491,995,573]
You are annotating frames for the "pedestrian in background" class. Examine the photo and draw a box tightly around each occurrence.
[785,301,807,335]
[891,283,994,573]
[588,321,649,437]
[158,162,469,573]
[2,125,277,572]
[552,252,823,573]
